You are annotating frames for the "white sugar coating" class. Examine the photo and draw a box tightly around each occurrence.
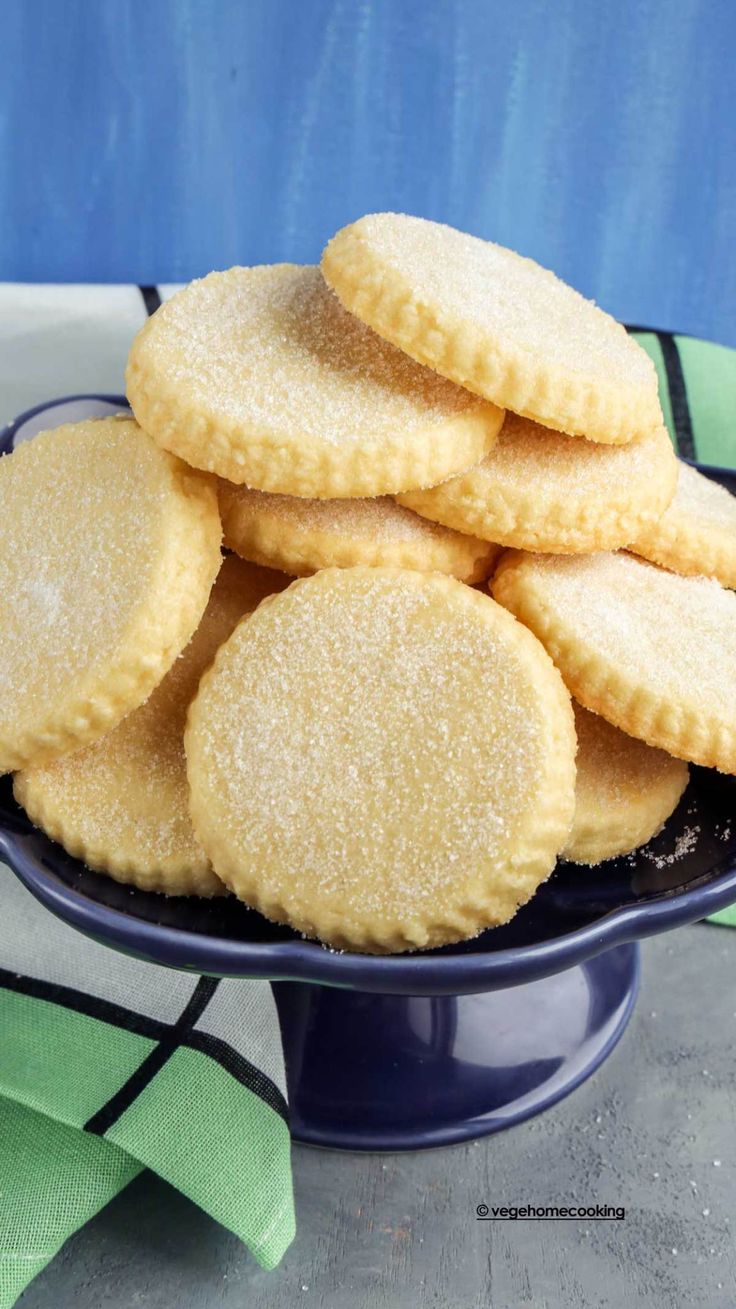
[472,413,668,487]
[573,703,684,806]
[563,702,688,864]
[628,461,736,588]
[400,415,675,553]
[423,413,671,494]
[220,485,474,543]
[218,480,498,585]
[341,214,654,389]
[508,552,736,714]
[16,556,283,880]
[0,420,168,725]
[136,265,485,446]
[670,462,736,526]
[198,581,542,906]
[187,569,575,946]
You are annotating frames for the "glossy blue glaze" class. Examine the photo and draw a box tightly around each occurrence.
[1,2,735,344]
[3,397,735,1146]
[271,946,640,1149]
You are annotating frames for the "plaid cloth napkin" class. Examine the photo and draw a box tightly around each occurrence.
[1,286,735,1306]
[0,872,294,1306]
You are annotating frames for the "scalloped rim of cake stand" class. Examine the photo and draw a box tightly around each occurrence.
[4,828,735,995]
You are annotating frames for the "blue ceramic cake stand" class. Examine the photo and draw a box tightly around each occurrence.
[2,397,736,1151]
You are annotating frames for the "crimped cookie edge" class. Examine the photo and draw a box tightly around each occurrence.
[219,484,500,583]
[563,757,689,864]
[13,769,225,896]
[398,426,677,552]
[322,221,663,446]
[491,554,736,774]
[629,506,736,589]
[0,445,222,774]
[126,305,505,497]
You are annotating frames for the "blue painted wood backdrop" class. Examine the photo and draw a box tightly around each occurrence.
[1,0,734,344]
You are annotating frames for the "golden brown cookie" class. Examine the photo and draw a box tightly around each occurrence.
[127,264,504,496]
[14,556,288,895]
[492,550,736,773]
[0,417,222,774]
[322,213,662,444]
[218,482,499,583]
[563,703,689,865]
[398,415,676,552]
[186,567,576,954]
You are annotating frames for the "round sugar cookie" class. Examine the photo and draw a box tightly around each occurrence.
[218,481,500,583]
[322,213,662,445]
[563,704,689,865]
[0,417,222,774]
[629,462,736,588]
[186,567,576,954]
[492,550,736,773]
[398,414,676,552]
[126,264,504,497]
[14,556,289,895]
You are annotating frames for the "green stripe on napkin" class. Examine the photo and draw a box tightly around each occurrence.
[632,330,736,466]
[0,869,294,1309]
[707,905,736,928]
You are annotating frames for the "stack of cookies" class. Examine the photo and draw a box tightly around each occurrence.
[3,214,736,954]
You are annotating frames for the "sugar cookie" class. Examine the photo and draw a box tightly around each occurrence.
[629,463,736,588]
[218,482,499,583]
[563,704,689,865]
[322,213,662,444]
[398,415,676,552]
[126,265,504,497]
[14,556,288,895]
[186,567,576,954]
[0,417,222,774]
[492,550,736,773]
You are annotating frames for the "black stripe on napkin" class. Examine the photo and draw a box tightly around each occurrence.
[657,332,695,459]
[625,323,695,459]
[0,967,169,1040]
[139,285,162,316]
[187,1029,290,1120]
[0,967,289,1126]
[84,976,219,1134]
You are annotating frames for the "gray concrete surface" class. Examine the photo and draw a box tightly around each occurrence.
[19,925,736,1309]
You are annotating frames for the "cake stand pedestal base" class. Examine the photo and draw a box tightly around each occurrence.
[273,941,640,1151]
